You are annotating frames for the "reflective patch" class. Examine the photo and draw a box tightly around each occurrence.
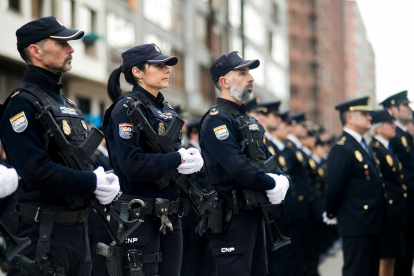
[81,120,88,130]
[10,112,28,133]
[119,123,133,139]
[157,110,173,119]
[62,120,71,135]
[213,125,229,140]
[249,124,259,131]
[60,106,78,115]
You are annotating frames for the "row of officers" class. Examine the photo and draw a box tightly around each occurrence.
[0,16,413,276]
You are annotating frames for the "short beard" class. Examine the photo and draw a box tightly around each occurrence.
[44,51,72,74]
[229,80,253,102]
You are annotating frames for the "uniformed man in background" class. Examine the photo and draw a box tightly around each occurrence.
[325,97,385,276]
[380,91,414,276]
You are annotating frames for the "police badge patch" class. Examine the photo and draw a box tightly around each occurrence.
[119,123,133,139]
[213,125,229,140]
[10,112,28,133]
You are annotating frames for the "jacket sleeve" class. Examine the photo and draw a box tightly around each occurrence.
[110,101,181,183]
[1,95,96,196]
[200,114,275,190]
[325,144,352,217]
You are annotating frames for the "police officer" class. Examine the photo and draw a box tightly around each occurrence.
[0,17,120,276]
[369,110,407,276]
[199,51,290,276]
[380,91,414,276]
[280,112,313,276]
[103,43,204,276]
[324,97,385,276]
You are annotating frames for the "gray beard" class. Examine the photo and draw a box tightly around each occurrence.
[230,82,253,102]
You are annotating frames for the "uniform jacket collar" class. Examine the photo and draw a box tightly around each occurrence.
[374,135,389,149]
[395,120,407,132]
[132,84,165,107]
[217,98,247,114]
[287,134,302,149]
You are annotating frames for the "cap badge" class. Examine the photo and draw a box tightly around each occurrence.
[237,52,243,59]
[62,120,71,136]
[56,19,64,26]
[391,99,395,105]
[154,45,161,52]
[388,109,392,116]
[355,150,363,162]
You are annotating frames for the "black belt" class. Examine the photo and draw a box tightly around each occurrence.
[16,203,89,225]
[112,194,183,217]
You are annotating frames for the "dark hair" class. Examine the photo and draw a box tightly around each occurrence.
[340,110,355,126]
[107,63,147,102]
[19,39,47,64]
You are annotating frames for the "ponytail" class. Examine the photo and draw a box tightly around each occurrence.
[107,67,123,102]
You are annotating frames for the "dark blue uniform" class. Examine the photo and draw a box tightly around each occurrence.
[0,65,95,276]
[199,98,285,276]
[370,138,407,258]
[326,131,385,276]
[103,85,183,276]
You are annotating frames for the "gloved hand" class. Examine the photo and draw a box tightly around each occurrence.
[322,212,337,225]
[265,173,290,204]
[177,148,204,175]
[93,167,120,205]
[0,165,18,199]
[178,148,190,163]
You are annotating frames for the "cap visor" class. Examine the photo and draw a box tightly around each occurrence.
[50,29,84,40]
[233,59,260,70]
[147,55,178,66]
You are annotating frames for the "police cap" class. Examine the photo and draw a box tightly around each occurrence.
[244,97,262,112]
[210,51,260,83]
[187,119,201,135]
[335,96,372,116]
[121,44,178,70]
[256,101,281,115]
[279,110,289,122]
[173,105,189,118]
[379,91,411,108]
[287,112,311,126]
[370,109,395,124]
[16,16,84,52]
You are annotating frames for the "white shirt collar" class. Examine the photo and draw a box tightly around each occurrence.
[312,154,322,164]
[97,145,109,157]
[394,121,407,132]
[302,147,312,157]
[287,134,302,149]
[343,128,363,144]
[265,132,285,151]
[374,135,389,149]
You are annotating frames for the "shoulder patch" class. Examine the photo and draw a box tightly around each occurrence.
[296,151,303,162]
[336,136,346,145]
[386,154,393,166]
[210,108,219,116]
[11,91,20,98]
[213,125,229,140]
[248,124,259,131]
[10,112,28,133]
[119,123,133,139]
[309,159,316,169]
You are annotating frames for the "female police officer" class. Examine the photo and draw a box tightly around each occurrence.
[103,43,203,276]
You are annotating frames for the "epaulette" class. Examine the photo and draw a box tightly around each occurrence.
[210,107,219,116]
[336,136,346,145]
[286,141,293,148]
[123,96,135,108]
[11,91,20,98]
[63,96,76,107]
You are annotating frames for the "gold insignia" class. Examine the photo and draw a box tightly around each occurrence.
[364,164,368,169]
[11,91,20,98]
[296,151,303,162]
[210,108,219,116]
[355,150,363,162]
[318,167,324,177]
[287,141,293,148]
[399,162,403,170]
[62,120,71,135]
[391,99,395,105]
[402,136,408,147]
[268,146,275,155]
[81,120,88,130]
[386,154,393,166]
[213,125,229,140]
[154,45,161,52]
[158,122,166,135]
[56,18,64,26]
[337,136,346,145]
[375,141,380,148]
[388,109,392,116]
[278,156,286,167]
[237,52,243,59]
[367,97,371,105]
[309,159,316,169]
[263,136,266,144]
[291,120,297,126]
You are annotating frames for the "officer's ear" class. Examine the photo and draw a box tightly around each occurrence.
[390,106,399,117]
[132,67,143,79]
[219,76,230,89]
[28,44,43,63]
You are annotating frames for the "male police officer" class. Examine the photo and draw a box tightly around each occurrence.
[380,91,414,276]
[199,51,290,276]
[0,17,120,276]
[325,97,385,276]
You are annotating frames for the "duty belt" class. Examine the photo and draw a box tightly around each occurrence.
[16,203,89,225]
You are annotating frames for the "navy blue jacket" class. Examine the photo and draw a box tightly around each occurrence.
[103,85,182,200]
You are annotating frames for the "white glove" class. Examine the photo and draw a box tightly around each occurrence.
[265,174,290,204]
[93,167,120,205]
[323,212,337,225]
[177,148,204,175]
[0,165,18,199]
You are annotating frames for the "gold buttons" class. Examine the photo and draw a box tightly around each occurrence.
[382,183,385,188]
[392,167,396,172]
[364,205,368,210]
[403,184,407,190]
[401,174,404,179]
[404,193,408,198]
[384,194,387,198]
[389,200,393,205]
[407,148,410,152]
[379,173,383,177]
[364,164,368,169]
[298,195,304,201]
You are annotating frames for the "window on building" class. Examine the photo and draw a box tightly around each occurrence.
[228,0,241,28]
[196,14,208,47]
[171,0,183,36]
[106,13,135,49]
[61,0,72,27]
[170,49,184,91]
[144,0,172,31]
[31,0,43,18]
[51,0,58,17]
[243,4,265,46]
[77,97,91,118]
[80,6,98,57]
[210,0,221,11]
[9,0,21,13]
[200,66,215,102]
[208,21,224,55]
